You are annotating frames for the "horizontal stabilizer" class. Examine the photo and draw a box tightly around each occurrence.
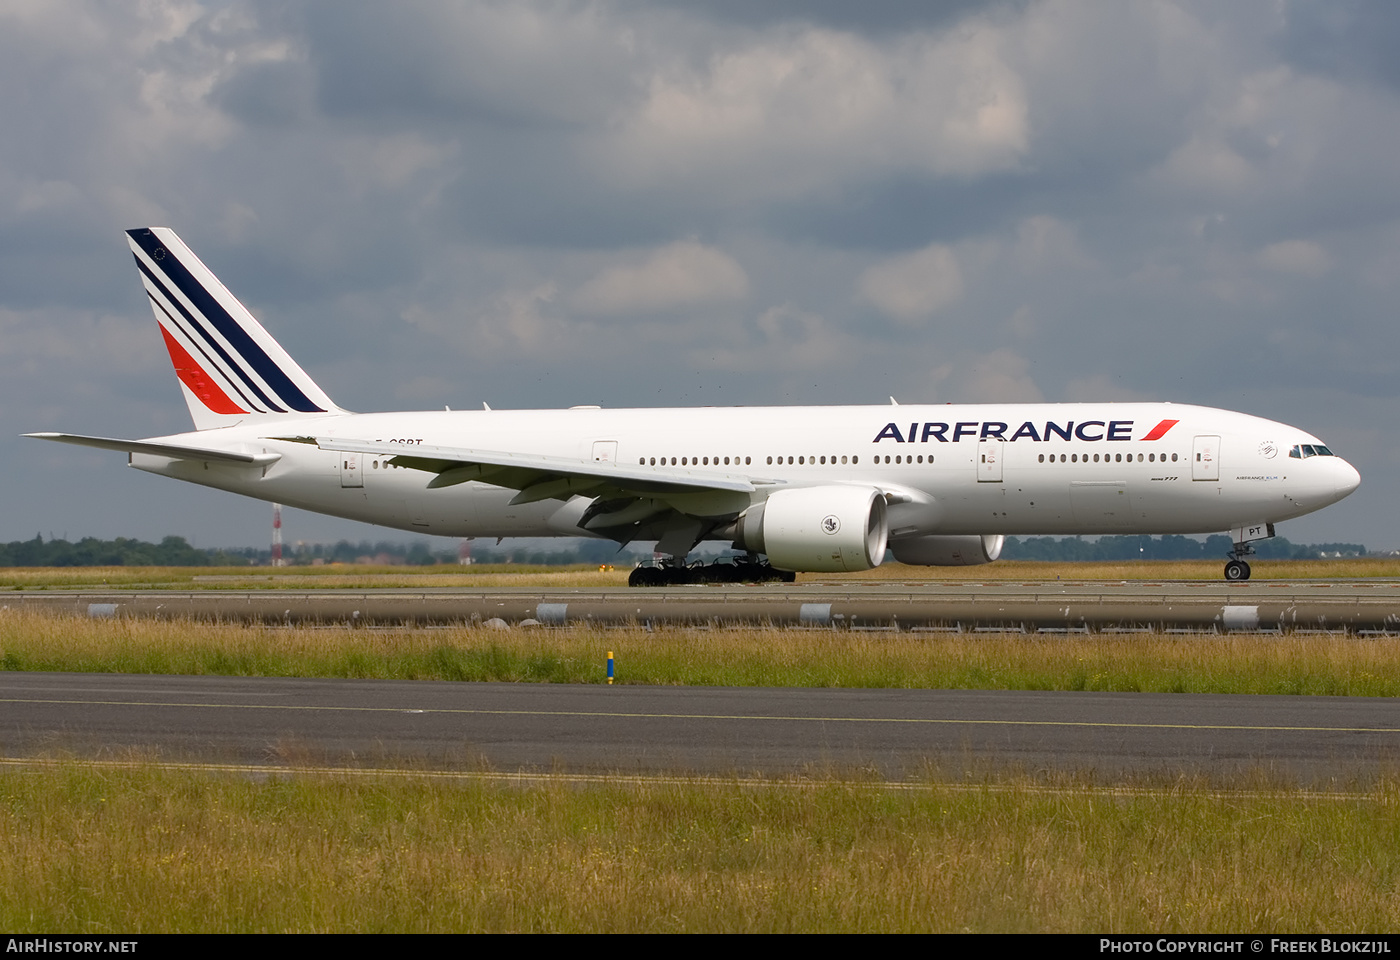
[25,433,281,466]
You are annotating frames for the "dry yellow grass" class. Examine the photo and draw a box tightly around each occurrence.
[0,762,1397,932]
[1,557,1394,591]
[2,608,1398,694]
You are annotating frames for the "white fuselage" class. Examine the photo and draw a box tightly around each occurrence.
[127,401,1360,543]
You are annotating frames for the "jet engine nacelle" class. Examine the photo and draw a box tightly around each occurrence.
[890,534,1004,567]
[733,485,889,572]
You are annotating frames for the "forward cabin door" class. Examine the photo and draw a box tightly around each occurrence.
[592,440,618,463]
[1192,436,1220,481]
[977,438,1004,482]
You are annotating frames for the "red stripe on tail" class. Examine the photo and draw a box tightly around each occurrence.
[159,326,247,414]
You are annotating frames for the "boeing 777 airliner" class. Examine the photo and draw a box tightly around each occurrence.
[27,228,1360,583]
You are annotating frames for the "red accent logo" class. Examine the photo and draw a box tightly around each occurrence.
[1140,419,1179,441]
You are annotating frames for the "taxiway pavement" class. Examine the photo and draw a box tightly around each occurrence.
[2,672,1397,782]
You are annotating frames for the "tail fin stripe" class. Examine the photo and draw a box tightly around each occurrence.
[144,290,269,413]
[134,255,287,412]
[127,230,325,413]
[157,325,248,415]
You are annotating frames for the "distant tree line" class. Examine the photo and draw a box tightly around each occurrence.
[285,537,635,567]
[0,535,261,567]
[0,534,640,567]
[0,533,1368,568]
[460,539,637,567]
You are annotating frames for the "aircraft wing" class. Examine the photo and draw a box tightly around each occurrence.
[312,437,768,504]
[25,433,281,466]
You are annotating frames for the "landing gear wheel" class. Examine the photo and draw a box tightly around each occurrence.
[628,558,797,587]
[1223,559,1251,581]
[628,565,666,587]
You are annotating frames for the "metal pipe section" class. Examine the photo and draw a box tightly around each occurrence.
[5,588,1400,633]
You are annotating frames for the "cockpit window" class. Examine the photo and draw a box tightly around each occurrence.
[1289,444,1336,459]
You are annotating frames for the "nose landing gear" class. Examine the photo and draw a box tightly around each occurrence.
[1223,557,1251,581]
[1221,522,1274,581]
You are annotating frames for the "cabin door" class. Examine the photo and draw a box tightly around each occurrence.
[977,438,1004,482]
[340,453,363,488]
[1192,436,1220,481]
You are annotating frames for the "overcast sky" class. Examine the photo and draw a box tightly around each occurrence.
[3,0,1396,549]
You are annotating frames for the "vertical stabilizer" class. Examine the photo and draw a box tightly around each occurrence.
[126,227,341,430]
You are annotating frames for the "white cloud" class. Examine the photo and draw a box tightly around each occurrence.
[1146,64,1359,201]
[603,24,1027,197]
[1153,134,1257,192]
[960,349,1045,403]
[333,133,457,196]
[0,307,156,374]
[859,244,963,324]
[1062,373,1154,402]
[700,304,856,374]
[1011,216,1096,274]
[572,242,749,315]
[927,349,1044,403]
[491,281,559,350]
[217,200,259,243]
[402,279,587,362]
[13,179,82,216]
[1257,239,1332,278]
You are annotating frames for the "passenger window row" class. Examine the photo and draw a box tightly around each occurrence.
[636,450,1193,468]
[640,455,753,467]
[1038,451,1178,463]
[636,454,943,467]
[867,454,931,464]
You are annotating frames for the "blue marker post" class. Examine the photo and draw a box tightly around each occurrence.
[607,650,614,685]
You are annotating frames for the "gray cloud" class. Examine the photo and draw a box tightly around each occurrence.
[1274,0,1400,92]
[301,2,640,128]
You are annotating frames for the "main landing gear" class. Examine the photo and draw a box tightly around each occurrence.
[628,557,797,587]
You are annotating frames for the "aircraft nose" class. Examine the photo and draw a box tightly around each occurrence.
[1287,456,1361,510]
[1336,458,1361,498]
